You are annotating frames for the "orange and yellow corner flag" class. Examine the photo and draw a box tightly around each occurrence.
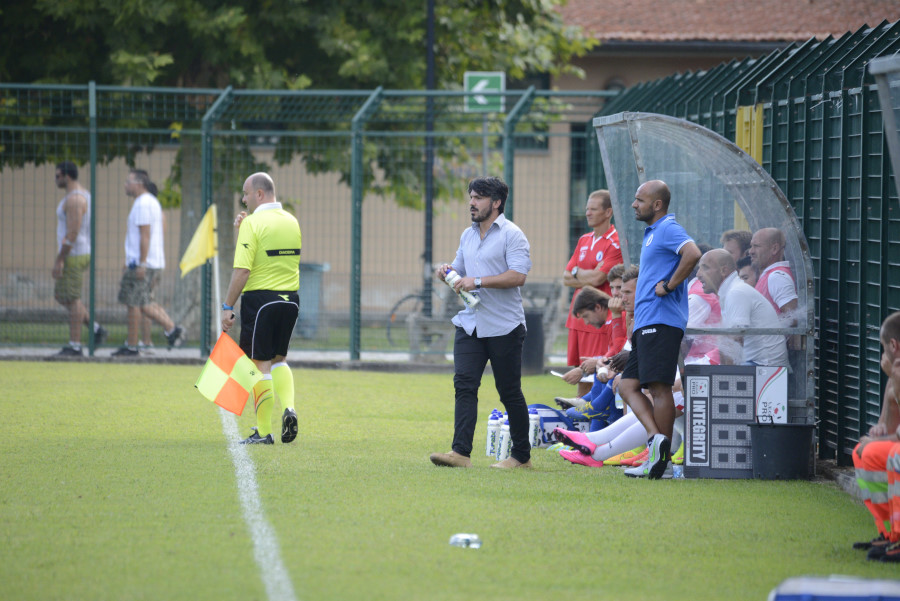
[195,332,262,415]
[179,204,218,278]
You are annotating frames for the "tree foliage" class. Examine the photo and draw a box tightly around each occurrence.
[3,0,595,90]
[1,0,596,208]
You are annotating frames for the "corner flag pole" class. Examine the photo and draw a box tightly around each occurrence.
[213,249,222,337]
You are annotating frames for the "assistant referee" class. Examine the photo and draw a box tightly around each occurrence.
[222,172,302,445]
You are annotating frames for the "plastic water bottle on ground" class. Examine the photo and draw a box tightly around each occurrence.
[528,408,542,448]
[496,418,511,461]
[672,465,684,479]
[486,410,501,456]
[449,533,482,548]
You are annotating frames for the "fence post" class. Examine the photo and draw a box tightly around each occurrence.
[200,86,233,356]
[502,86,535,221]
[87,82,98,356]
[350,87,384,360]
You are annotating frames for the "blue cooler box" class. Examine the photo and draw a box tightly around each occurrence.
[769,576,900,600]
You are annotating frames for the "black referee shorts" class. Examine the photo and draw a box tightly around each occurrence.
[239,290,299,361]
[621,323,683,387]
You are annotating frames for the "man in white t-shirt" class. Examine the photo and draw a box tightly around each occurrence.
[696,249,788,367]
[113,169,184,356]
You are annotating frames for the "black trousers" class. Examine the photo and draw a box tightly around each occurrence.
[451,324,530,463]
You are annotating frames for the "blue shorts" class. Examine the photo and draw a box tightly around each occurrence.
[621,324,683,387]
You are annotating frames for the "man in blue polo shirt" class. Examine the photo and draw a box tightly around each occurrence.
[619,180,701,479]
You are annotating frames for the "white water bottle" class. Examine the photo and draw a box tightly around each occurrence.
[528,408,542,448]
[486,410,501,456]
[444,269,481,309]
[497,419,511,461]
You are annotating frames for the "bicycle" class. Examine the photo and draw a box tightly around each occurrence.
[386,266,462,349]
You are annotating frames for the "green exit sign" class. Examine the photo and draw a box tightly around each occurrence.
[464,71,505,113]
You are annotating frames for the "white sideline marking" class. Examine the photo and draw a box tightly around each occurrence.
[219,408,298,601]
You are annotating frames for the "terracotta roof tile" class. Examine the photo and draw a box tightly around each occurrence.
[561,0,900,43]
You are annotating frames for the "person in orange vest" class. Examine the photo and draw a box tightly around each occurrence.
[852,310,900,562]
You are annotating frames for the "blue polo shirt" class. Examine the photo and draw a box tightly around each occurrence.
[634,214,694,331]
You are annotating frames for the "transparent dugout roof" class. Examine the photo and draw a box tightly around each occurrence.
[593,112,813,332]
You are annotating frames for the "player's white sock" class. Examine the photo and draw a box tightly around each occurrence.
[594,420,648,462]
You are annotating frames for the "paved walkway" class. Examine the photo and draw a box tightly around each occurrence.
[0,344,568,373]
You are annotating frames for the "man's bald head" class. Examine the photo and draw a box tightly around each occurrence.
[641,180,671,210]
[697,248,736,294]
[756,227,784,248]
[749,227,786,270]
[241,172,277,212]
[705,248,736,272]
[247,172,275,197]
[633,180,672,224]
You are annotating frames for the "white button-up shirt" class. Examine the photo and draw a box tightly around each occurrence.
[450,214,532,337]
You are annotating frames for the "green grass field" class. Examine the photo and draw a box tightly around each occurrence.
[0,362,892,601]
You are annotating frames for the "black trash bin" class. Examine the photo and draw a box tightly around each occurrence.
[749,423,815,479]
[521,311,544,375]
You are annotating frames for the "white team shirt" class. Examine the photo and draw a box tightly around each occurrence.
[718,272,789,366]
[759,261,798,311]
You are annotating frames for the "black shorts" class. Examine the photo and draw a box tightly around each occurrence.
[621,323,684,387]
[239,290,299,361]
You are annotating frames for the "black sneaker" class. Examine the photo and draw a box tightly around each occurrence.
[166,325,185,349]
[112,346,139,357]
[93,325,108,346]
[281,408,298,444]
[56,346,83,357]
[240,431,274,445]
[854,533,888,550]
[881,541,900,562]
[868,541,892,561]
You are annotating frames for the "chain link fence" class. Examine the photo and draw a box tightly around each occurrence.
[0,84,613,360]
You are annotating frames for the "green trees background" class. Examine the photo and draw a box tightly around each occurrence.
[2,0,595,89]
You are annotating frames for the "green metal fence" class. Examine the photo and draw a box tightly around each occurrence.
[594,20,900,465]
[0,84,614,362]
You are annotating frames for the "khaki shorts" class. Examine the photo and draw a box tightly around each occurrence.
[117,267,161,307]
[54,254,90,302]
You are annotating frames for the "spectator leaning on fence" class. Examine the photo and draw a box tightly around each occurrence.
[113,169,184,356]
[851,310,900,563]
[52,161,107,356]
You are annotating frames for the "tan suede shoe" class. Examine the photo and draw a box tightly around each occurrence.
[429,451,472,468]
[490,457,533,469]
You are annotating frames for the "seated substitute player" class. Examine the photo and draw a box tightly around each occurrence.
[562,285,625,431]
[555,263,627,411]
[222,172,302,445]
[851,311,900,562]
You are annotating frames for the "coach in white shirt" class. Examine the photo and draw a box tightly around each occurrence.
[696,249,788,367]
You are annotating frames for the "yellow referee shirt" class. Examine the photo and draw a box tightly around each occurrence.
[233,202,302,292]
